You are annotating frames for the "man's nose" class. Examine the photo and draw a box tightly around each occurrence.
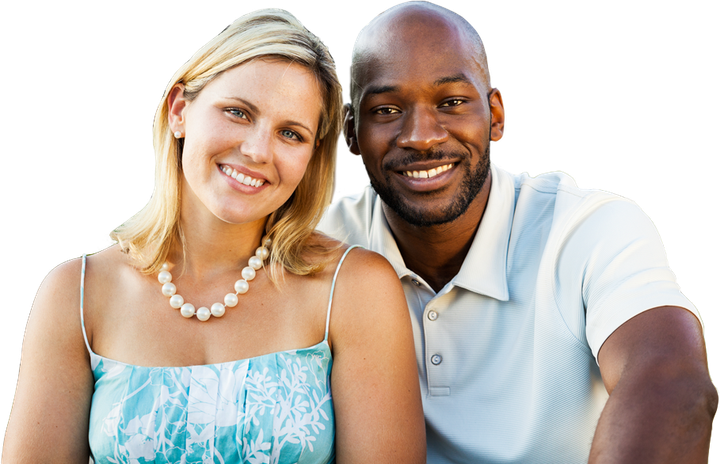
[396,107,449,151]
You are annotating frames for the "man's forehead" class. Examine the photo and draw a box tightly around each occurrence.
[355,5,467,58]
[350,3,490,103]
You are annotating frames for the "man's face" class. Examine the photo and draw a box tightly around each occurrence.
[347,15,503,227]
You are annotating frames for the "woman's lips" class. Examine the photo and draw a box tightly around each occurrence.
[220,164,266,187]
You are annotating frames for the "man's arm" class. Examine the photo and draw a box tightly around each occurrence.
[591,305,717,463]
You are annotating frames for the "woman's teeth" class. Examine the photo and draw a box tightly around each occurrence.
[403,163,453,179]
[221,165,265,187]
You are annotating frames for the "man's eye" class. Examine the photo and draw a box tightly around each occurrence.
[440,98,465,107]
[374,107,400,115]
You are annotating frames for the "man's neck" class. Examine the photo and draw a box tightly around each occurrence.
[383,175,492,293]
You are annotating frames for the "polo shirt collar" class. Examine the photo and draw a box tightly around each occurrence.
[452,164,514,301]
[366,198,415,280]
[367,164,514,301]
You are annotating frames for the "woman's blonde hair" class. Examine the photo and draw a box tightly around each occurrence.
[111,9,342,278]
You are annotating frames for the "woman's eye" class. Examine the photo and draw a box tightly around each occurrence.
[227,108,247,119]
[280,129,299,140]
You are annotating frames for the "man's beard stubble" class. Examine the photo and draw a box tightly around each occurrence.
[368,142,490,228]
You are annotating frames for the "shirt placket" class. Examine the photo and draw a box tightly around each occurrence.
[407,274,453,397]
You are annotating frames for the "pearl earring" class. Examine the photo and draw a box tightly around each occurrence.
[174,131,183,139]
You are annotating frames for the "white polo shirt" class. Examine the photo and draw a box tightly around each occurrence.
[318,164,698,463]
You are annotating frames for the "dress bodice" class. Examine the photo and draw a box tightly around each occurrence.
[87,342,334,463]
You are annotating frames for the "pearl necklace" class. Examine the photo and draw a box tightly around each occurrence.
[157,238,271,321]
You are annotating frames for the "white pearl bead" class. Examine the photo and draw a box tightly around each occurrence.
[180,303,195,318]
[211,303,225,317]
[158,270,172,284]
[196,307,211,321]
[158,238,268,321]
[169,294,184,309]
[224,293,239,307]
[242,266,256,281]
[249,256,263,270]
[235,279,249,294]
[162,282,177,297]
[256,246,269,260]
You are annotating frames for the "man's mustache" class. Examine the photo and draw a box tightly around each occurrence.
[382,150,463,171]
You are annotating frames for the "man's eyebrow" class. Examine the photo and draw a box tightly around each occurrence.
[364,85,399,96]
[364,75,473,97]
[434,74,473,86]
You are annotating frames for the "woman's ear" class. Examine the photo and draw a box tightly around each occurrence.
[342,104,361,155]
[488,87,507,143]
[167,84,188,135]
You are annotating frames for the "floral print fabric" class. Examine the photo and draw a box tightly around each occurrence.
[87,344,335,463]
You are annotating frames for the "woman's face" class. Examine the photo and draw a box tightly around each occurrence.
[171,58,323,228]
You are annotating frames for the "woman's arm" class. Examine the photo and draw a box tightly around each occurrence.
[3,258,94,462]
[329,248,426,463]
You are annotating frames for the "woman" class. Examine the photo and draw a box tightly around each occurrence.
[3,9,425,463]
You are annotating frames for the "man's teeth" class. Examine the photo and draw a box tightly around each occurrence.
[403,163,453,179]
[221,165,265,187]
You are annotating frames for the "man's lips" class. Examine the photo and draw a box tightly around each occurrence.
[390,162,458,193]
[400,163,454,179]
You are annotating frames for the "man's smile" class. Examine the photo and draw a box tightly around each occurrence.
[401,163,454,179]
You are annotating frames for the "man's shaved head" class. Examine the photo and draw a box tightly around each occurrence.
[350,1,490,109]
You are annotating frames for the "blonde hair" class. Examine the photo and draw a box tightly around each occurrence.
[111,9,342,278]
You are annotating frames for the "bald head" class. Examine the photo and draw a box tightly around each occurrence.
[350,1,490,108]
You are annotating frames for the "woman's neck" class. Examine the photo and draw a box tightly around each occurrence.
[170,213,268,279]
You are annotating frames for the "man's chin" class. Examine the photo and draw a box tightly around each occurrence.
[378,194,467,227]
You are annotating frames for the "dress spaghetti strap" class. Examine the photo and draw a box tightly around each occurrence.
[324,245,361,342]
[79,254,93,355]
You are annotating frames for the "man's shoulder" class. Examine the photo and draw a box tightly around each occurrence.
[510,168,608,203]
[318,186,378,247]
[506,168,637,228]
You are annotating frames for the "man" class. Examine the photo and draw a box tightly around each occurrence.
[318,2,717,463]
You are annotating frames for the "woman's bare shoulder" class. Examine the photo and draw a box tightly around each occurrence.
[36,245,138,318]
[321,239,407,336]
[42,244,127,280]
[334,245,398,287]
[36,256,84,312]
[307,232,395,279]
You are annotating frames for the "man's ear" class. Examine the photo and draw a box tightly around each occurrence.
[488,88,505,142]
[167,84,189,134]
[342,103,361,155]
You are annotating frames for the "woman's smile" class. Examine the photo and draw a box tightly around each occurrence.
[220,164,266,188]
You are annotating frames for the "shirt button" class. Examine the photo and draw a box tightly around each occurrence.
[411,279,421,287]
[427,310,438,321]
[431,354,443,365]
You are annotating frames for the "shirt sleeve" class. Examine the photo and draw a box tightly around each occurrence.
[556,196,699,359]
